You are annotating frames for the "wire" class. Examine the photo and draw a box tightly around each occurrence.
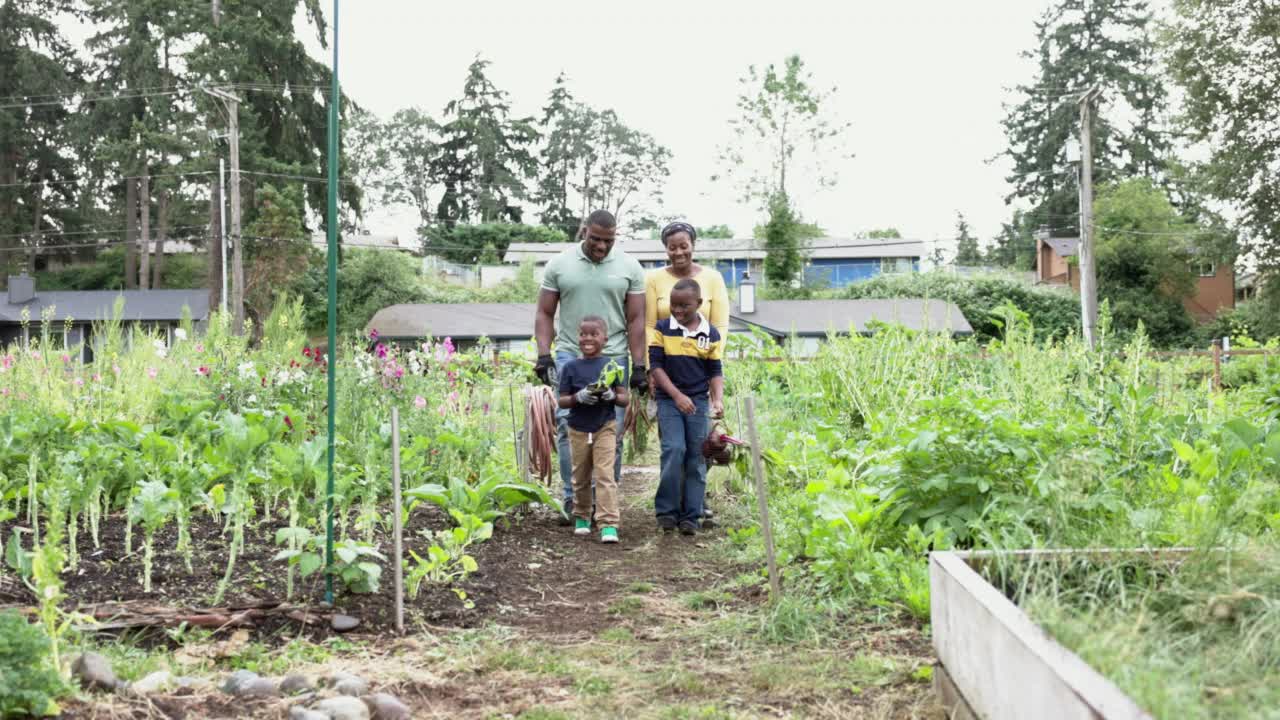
[0,224,212,242]
[0,89,185,111]
[0,170,218,190]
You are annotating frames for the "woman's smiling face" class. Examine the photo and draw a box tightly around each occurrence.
[664,232,694,271]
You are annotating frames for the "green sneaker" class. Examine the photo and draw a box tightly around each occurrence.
[601,526,619,544]
[574,518,591,536]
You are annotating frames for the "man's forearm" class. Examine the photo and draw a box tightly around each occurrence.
[535,311,554,355]
[709,376,724,403]
[628,322,646,368]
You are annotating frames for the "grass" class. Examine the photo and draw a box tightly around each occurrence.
[1008,543,1280,720]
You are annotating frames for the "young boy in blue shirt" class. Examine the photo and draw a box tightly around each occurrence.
[648,278,725,535]
[558,315,630,543]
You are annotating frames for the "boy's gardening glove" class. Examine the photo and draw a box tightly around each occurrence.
[535,354,556,386]
[600,387,617,403]
[574,388,599,405]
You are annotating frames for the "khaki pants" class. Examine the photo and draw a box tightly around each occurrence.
[569,425,620,527]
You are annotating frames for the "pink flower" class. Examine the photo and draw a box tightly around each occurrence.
[0,388,9,397]
[92,374,102,383]
[375,343,388,359]
[369,329,379,341]
[30,350,40,359]
[284,415,294,430]
[0,355,11,370]
[147,367,158,379]
[414,395,427,410]
[112,364,122,375]
[448,391,460,403]
[482,402,490,415]
[196,366,210,376]
[195,342,205,353]
[73,378,84,387]
[61,354,71,364]
[303,347,313,358]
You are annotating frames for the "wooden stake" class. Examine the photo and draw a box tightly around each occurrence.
[743,396,782,601]
[1212,339,1222,392]
[390,406,404,634]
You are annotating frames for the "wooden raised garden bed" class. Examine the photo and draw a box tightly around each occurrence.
[928,549,1194,720]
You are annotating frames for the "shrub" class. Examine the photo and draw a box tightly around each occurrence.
[0,611,66,717]
[839,272,1080,342]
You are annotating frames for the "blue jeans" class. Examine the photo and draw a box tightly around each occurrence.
[556,350,628,505]
[655,395,710,526]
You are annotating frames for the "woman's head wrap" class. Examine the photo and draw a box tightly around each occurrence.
[660,221,697,245]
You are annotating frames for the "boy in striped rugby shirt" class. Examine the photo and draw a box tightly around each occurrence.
[648,278,725,536]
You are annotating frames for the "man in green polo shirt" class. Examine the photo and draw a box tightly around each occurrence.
[534,209,649,520]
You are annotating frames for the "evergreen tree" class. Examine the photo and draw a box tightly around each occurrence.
[536,73,591,238]
[432,56,539,226]
[534,74,671,234]
[0,0,84,277]
[953,212,983,265]
[1000,0,1170,234]
[763,192,802,287]
[187,0,362,227]
[1168,0,1280,275]
[986,210,1037,270]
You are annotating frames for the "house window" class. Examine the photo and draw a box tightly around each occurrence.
[1197,262,1216,277]
[880,258,914,275]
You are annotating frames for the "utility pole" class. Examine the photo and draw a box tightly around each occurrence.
[1077,87,1101,350]
[203,86,244,331]
[139,172,151,290]
[219,158,228,315]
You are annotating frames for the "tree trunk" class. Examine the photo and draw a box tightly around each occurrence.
[124,179,138,289]
[208,179,223,311]
[139,174,151,290]
[153,190,168,289]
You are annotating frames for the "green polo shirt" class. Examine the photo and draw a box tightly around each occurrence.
[542,243,646,357]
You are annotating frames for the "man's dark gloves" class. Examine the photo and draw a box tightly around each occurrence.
[535,354,557,386]
[630,365,649,396]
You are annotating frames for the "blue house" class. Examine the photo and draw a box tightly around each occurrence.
[502,237,925,289]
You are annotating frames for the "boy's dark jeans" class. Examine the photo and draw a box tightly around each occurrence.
[655,394,710,526]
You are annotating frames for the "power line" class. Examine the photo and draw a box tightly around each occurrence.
[0,89,185,111]
[0,170,219,190]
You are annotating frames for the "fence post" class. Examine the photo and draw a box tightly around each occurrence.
[743,396,782,602]
[1211,339,1222,392]
[391,406,405,634]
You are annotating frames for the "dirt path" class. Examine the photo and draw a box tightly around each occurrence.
[61,465,940,719]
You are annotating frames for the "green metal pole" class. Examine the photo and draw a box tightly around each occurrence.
[324,0,340,606]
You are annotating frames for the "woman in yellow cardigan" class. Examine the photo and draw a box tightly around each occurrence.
[644,222,731,335]
[645,221,730,525]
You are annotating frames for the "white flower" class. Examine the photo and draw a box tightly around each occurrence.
[174,328,188,341]
[238,362,256,380]
[153,339,168,358]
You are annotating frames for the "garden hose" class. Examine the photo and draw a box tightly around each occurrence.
[523,385,559,485]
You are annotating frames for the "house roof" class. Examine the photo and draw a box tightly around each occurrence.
[366,298,972,341]
[367,303,537,341]
[0,290,210,323]
[502,237,926,264]
[730,299,972,337]
[1043,237,1080,257]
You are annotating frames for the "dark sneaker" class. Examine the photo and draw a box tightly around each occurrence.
[558,499,574,526]
[657,516,677,534]
[700,515,718,530]
[678,521,698,536]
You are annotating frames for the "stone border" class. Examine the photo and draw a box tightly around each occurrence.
[929,549,1171,720]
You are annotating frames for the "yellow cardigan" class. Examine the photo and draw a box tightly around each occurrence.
[645,266,731,335]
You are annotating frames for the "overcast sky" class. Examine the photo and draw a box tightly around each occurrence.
[318,0,1069,251]
[286,0,1104,253]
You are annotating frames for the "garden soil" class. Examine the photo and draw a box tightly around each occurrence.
[17,466,939,719]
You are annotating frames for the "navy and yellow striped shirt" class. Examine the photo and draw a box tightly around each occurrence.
[649,314,724,400]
